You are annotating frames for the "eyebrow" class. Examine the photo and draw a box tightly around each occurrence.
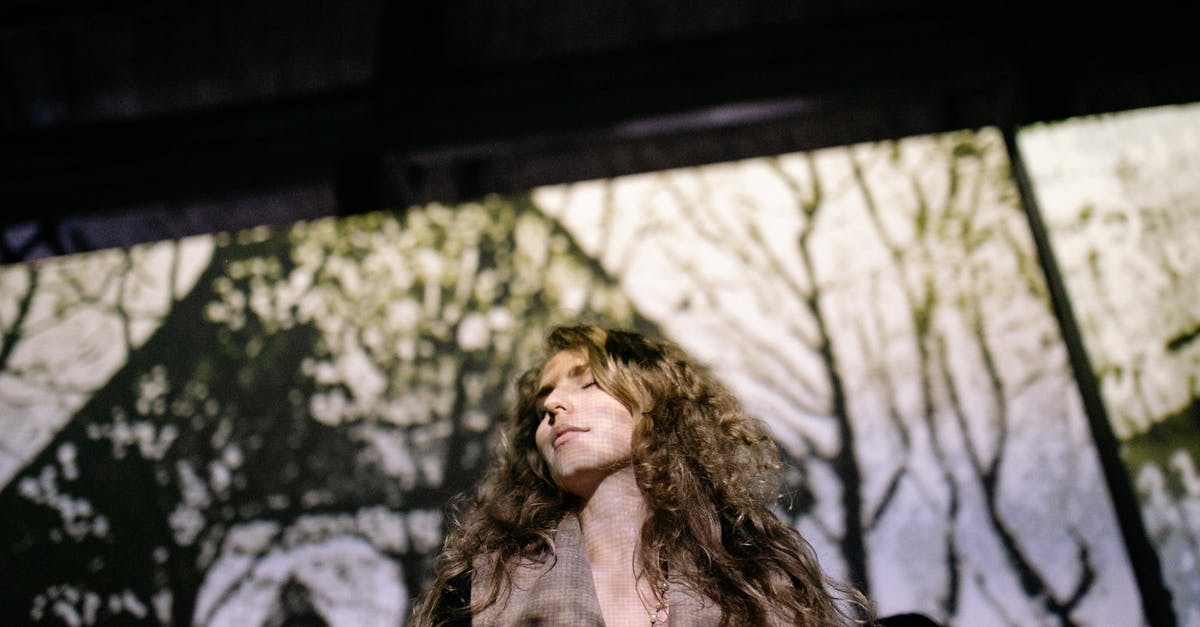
[535,363,591,402]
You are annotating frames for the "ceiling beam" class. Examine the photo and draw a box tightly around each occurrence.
[1,9,1197,228]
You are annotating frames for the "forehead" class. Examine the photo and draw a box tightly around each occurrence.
[537,349,589,390]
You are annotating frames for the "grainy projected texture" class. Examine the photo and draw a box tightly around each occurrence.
[0,238,213,487]
[1020,103,1200,624]
[0,199,648,626]
[0,125,1167,625]
[537,127,1138,624]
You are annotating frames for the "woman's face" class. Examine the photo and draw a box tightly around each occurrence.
[534,349,636,497]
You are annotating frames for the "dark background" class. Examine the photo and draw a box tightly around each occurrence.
[2,0,1199,264]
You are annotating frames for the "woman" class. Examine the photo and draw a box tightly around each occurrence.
[410,325,869,626]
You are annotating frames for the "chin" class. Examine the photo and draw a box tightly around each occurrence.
[551,465,602,491]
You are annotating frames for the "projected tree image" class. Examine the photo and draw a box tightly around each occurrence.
[0,122,1184,625]
[0,197,650,626]
[537,128,1139,625]
[0,239,212,488]
[1020,103,1200,624]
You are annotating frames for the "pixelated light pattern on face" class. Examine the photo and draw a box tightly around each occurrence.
[533,350,635,497]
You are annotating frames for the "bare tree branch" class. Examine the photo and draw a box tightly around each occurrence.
[0,265,38,371]
[659,247,830,424]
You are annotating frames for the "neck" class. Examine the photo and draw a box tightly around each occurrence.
[576,466,648,569]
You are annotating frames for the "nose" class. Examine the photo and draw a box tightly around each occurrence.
[543,390,568,425]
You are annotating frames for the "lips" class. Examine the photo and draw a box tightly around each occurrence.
[551,426,586,448]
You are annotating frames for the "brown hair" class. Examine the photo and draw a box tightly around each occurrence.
[409,325,868,626]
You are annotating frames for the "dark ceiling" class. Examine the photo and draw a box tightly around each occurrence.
[2,0,1198,263]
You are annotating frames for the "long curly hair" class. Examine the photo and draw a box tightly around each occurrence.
[409,325,868,626]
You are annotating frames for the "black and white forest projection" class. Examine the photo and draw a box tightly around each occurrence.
[2,117,1196,625]
[1020,102,1200,625]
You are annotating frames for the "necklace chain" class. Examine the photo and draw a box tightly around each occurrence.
[648,580,670,625]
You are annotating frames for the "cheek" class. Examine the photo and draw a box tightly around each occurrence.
[606,405,636,449]
[613,402,636,431]
[619,423,636,451]
[534,421,553,453]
